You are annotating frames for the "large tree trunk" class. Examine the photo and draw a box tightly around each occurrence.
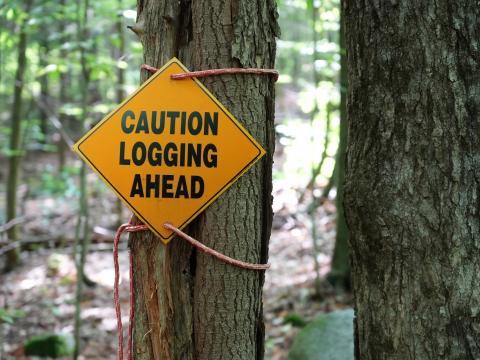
[343,1,480,359]
[129,1,278,359]
[5,0,33,272]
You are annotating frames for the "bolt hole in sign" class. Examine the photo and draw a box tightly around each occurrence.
[73,58,265,243]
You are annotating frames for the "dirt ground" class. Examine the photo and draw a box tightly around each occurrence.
[0,153,352,359]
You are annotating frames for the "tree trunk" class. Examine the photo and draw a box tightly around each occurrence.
[343,1,480,358]
[57,0,68,173]
[327,6,350,289]
[130,1,278,359]
[5,0,33,272]
[73,0,92,356]
[39,40,49,144]
[115,0,126,227]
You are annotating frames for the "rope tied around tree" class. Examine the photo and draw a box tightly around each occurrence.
[114,219,270,360]
[140,63,280,82]
[113,64,276,360]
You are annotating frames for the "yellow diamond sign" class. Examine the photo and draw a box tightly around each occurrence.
[73,58,265,243]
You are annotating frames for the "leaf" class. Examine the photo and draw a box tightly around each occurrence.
[306,0,314,12]
[0,307,26,324]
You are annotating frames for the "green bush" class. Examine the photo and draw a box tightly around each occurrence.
[24,333,74,358]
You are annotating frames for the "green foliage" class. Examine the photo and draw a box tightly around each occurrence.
[288,309,354,360]
[274,0,342,184]
[24,333,74,358]
[0,0,141,154]
[30,165,79,197]
[306,0,314,12]
[0,307,26,324]
[284,312,308,327]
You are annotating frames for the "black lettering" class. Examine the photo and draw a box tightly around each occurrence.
[130,174,144,197]
[151,111,165,134]
[132,142,146,165]
[180,112,187,135]
[136,111,149,133]
[147,142,162,166]
[188,111,202,135]
[145,174,160,198]
[121,110,135,134]
[180,143,185,166]
[175,175,189,198]
[119,141,130,165]
[191,176,204,198]
[203,143,217,168]
[162,175,174,198]
[204,112,218,135]
[187,143,201,167]
[168,111,180,133]
[164,143,178,166]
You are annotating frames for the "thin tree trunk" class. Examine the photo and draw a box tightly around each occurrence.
[73,0,91,357]
[130,1,278,359]
[327,5,350,289]
[115,0,126,227]
[344,1,480,358]
[58,0,68,173]
[5,0,33,272]
[39,40,49,144]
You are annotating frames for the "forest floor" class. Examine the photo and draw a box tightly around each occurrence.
[0,152,352,360]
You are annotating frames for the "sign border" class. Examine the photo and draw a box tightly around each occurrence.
[73,58,265,243]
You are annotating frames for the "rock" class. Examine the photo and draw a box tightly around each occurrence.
[288,308,354,360]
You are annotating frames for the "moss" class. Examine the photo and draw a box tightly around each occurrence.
[283,313,308,327]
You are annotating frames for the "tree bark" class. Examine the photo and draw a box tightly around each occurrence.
[130,1,278,359]
[5,0,33,271]
[343,1,480,359]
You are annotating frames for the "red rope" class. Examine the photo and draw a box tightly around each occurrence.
[140,63,279,82]
[164,223,270,271]
[113,220,269,360]
[113,220,148,360]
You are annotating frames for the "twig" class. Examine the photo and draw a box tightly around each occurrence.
[0,216,34,234]
[298,103,335,203]
[24,87,75,148]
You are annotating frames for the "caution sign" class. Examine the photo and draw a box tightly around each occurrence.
[73,58,265,243]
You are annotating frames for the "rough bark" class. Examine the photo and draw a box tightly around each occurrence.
[5,0,33,271]
[343,1,480,359]
[130,1,278,359]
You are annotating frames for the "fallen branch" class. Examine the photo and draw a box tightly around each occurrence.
[0,216,35,234]
[0,226,119,256]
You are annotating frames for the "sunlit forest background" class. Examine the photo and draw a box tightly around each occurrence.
[0,0,351,358]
